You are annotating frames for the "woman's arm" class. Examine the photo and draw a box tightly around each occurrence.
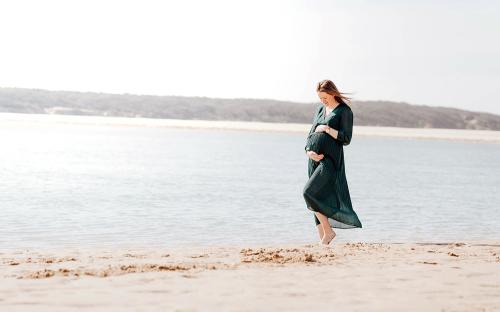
[324,107,353,145]
[335,107,353,145]
[305,105,322,152]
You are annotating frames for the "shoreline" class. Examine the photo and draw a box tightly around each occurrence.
[1,241,499,311]
[1,112,500,143]
[3,238,500,253]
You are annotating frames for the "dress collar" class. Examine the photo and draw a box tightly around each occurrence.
[322,103,342,118]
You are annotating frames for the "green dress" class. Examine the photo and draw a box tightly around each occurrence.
[303,102,362,229]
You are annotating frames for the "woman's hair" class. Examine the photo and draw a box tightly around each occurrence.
[316,79,352,105]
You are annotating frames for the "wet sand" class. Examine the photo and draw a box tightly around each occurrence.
[1,241,499,311]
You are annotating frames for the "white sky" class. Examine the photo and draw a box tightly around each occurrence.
[0,0,499,114]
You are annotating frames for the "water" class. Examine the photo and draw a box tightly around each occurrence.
[1,120,500,250]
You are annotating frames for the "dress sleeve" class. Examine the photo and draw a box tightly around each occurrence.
[305,105,321,151]
[335,107,353,146]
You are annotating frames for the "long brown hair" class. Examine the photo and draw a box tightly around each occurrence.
[316,79,352,105]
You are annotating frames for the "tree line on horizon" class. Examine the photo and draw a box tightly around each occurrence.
[1,87,499,130]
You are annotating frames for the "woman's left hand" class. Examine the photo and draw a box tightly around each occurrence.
[315,125,339,138]
[314,125,329,133]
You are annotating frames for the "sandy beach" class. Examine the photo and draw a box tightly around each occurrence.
[1,241,499,311]
[1,112,500,143]
[2,113,499,311]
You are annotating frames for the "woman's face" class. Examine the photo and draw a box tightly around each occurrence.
[317,91,335,107]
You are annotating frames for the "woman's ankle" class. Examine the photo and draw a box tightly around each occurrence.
[324,228,335,235]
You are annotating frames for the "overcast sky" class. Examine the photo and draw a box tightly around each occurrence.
[1,0,499,114]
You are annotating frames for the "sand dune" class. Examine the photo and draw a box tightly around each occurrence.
[1,241,499,311]
[1,112,500,143]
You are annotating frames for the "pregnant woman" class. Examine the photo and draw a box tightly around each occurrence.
[303,79,362,246]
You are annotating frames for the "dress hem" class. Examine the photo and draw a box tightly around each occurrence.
[306,205,363,229]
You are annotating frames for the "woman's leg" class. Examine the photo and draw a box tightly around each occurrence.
[316,224,324,240]
[314,214,324,240]
[305,160,335,243]
[314,211,336,244]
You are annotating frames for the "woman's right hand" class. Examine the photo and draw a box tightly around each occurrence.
[306,150,324,162]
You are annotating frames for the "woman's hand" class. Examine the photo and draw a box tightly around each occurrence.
[314,125,329,133]
[307,150,324,162]
[315,124,339,138]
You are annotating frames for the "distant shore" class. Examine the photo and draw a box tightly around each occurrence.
[1,112,500,143]
[1,241,499,311]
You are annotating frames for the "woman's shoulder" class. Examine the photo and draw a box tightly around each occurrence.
[311,103,323,117]
[315,103,323,113]
[339,102,353,115]
[339,101,352,110]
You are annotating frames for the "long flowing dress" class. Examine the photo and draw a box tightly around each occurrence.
[303,102,362,229]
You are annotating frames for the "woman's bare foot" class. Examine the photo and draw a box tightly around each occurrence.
[321,230,336,245]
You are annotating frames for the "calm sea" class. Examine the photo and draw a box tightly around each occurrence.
[1,119,499,250]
